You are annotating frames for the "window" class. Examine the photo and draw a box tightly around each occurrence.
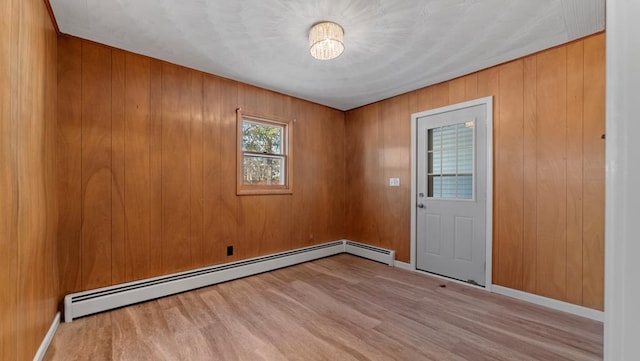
[427,120,474,199]
[236,109,292,195]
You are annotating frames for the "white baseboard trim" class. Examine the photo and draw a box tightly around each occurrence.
[393,261,413,271]
[392,262,603,322]
[33,311,60,361]
[491,285,604,322]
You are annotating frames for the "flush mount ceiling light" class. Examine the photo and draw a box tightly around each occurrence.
[309,21,344,60]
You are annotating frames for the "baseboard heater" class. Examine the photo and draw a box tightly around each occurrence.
[345,241,395,266]
[64,240,395,322]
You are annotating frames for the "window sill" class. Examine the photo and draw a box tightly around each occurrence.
[236,188,293,196]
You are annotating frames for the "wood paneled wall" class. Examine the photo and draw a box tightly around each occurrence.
[345,33,605,310]
[57,36,346,296]
[0,0,59,359]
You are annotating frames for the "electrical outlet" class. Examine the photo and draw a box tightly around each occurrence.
[389,178,400,187]
[226,245,233,256]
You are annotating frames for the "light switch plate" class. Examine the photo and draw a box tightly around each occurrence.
[389,178,400,187]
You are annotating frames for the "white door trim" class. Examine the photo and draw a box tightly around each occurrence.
[605,0,640,358]
[410,96,493,290]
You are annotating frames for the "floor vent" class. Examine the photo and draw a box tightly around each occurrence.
[64,240,394,322]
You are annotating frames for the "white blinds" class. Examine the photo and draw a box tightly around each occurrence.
[427,121,474,199]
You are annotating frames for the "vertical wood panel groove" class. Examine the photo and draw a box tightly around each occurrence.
[521,65,525,289]
[522,55,537,293]
[79,39,84,293]
[582,34,605,310]
[123,55,127,280]
[566,41,584,305]
[149,59,163,276]
[111,49,126,285]
[110,48,114,285]
[497,60,524,289]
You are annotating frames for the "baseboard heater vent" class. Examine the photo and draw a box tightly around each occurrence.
[64,240,394,322]
[345,241,395,266]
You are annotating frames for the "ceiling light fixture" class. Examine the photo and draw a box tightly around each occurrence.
[309,21,344,60]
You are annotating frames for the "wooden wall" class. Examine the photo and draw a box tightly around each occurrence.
[0,0,59,359]
[56,30,603,311]
[345,33,605,310]
[57,36,346,296]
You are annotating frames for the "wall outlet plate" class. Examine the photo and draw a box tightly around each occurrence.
[389,178,400,187]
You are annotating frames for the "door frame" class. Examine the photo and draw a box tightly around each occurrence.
[410,96,494,290]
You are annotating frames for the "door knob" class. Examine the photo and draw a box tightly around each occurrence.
[417,203,425,209]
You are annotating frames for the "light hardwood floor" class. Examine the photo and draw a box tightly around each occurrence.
[45,254,603,360]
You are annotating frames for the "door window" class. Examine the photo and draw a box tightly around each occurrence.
[427,120,475,199]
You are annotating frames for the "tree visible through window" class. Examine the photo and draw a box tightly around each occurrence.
[236,109,292,195]
[242,121,283,185]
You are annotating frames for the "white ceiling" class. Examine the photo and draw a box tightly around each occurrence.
[50,0,604,111]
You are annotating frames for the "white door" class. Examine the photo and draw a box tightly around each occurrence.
[416,103,487,286]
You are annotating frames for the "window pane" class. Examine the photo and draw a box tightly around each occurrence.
[457,146,473,173]
[457,122,473,147]
[441,124,457,149]
[429,128,441,150]
[428,150,441,174]
[457,175,473,199]
[441,175,457,198]
[242,121,283,154]
[442,149,456,174]
[427,175,434,197]
[429,175,441,198]
[242,155,284,185]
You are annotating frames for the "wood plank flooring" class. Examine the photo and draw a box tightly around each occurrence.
[45,254,603,360]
